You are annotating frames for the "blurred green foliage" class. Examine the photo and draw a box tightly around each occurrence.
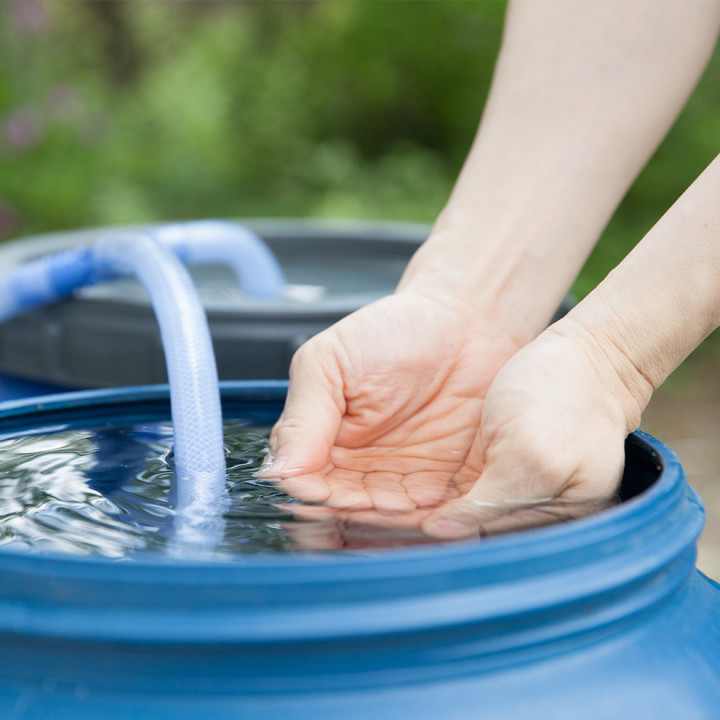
[0,0,718,303]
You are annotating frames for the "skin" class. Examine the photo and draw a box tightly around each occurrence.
[457,152,720,537]
[257,0,720,546]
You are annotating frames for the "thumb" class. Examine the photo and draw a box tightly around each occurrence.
[258,343,346,478]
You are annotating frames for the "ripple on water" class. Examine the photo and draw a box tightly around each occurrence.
[0,420,442,559]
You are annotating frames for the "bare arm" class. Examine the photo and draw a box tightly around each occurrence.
[265,1,720,540]
[567,151,720,430]
[400,0,720,343]
[424,152,720,537]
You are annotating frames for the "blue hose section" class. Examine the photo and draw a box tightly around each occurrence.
[148,220,285,299]
[0,229,230,554]
[0,220,285,322]
[91,232,228,553]
[0,219,285,551]
[0,247,101,322]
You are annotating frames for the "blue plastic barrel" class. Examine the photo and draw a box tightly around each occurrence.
[0,382,717,719]
[0,374,70,402]
[0,220,575,390]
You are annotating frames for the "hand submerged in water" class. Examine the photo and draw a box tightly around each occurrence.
[257,290,519,536]
[420,322,629,538]
[255,0,720,546]
[257,293,628,544]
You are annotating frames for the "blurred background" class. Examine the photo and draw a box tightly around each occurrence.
[0,0,718,575]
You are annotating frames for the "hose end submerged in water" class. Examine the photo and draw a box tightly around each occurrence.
[0,228,231,554]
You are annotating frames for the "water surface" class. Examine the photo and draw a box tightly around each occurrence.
[0,420,436,559]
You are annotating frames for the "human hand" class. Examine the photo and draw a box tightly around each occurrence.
[256,290,522,528]
[421,322,638,538]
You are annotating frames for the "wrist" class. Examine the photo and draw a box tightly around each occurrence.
[548,310,654,435]
[397,215,575,347]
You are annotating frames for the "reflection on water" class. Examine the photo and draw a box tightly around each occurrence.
[0,421,443,559]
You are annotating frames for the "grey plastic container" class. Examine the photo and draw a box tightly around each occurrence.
[0,218,571,389]
[0,219,431,387]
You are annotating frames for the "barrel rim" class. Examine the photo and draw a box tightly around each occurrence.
[0,380,694,572]
[0,381,704,651]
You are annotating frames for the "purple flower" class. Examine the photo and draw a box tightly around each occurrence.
[2,107,44,150]
[7,0,50,36]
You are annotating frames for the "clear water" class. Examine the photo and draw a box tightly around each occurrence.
[0,421,435,559]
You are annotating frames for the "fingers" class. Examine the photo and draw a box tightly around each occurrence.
[401,470,457,508]
[421,484,524,539]
[281,468,424,513]
[420,482,592,539]
[278,470,333,504]
[422,440,622,539]
[257,342,346,478]
[362,471,418,512]
[421,439,568,538]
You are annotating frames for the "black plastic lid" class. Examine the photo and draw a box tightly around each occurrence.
[0,219,429,387]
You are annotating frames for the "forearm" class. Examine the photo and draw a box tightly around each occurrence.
[556,152,720,432]
[399,0,720,343]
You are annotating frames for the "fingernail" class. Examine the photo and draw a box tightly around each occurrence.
[255,453,286,478]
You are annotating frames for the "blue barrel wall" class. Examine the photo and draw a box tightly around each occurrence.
[0,383,717,719]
